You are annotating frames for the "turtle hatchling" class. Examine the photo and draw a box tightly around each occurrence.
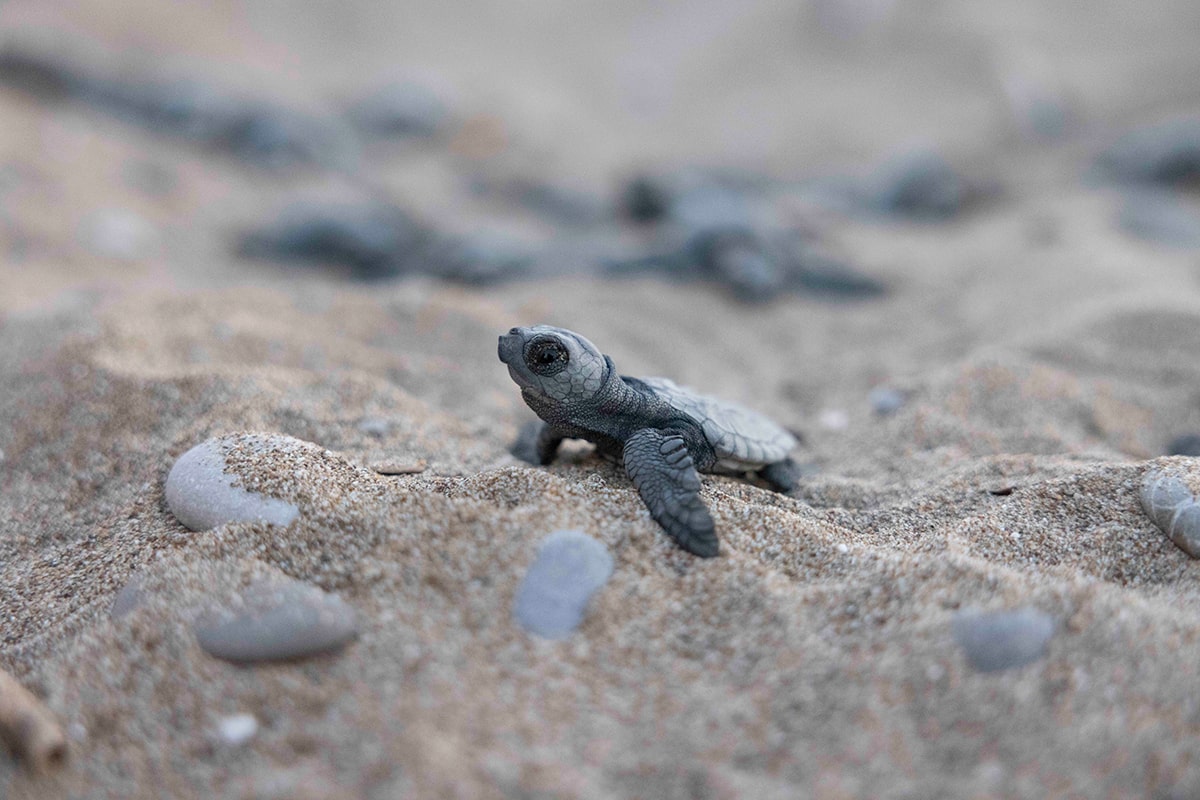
[498,325,800,557]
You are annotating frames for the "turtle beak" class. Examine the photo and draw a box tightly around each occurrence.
[497,328,524,365]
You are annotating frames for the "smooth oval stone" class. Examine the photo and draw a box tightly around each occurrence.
[869,386,907,416]
[110,572,146,619]
[514,530,613,639]
[951,607,1055,672]
[194,577,358,663]
[1141,468,1200,557]
[216,713,258,746]
[165,438,299,532]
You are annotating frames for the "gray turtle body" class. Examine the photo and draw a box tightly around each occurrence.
[498,325,799,557]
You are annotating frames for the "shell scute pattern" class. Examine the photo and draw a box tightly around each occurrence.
[640,377,796,466]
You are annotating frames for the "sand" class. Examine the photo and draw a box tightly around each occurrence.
[2,1,1200,797]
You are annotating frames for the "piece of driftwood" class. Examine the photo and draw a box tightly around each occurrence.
[0,668,66,770]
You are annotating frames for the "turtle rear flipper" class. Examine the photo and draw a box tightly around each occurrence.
[758,457,801,493]
[623,429,718,558]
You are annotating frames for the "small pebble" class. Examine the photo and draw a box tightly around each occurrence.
[164,437,299,532]
[1140,467,1200,558]
[951,607,1055,672]
[514,530,613,639]
[217,713,259,746]
[194,575,358,663]
[110,573,146,619]
[868,386,906,416]
[1168,434,1200,457]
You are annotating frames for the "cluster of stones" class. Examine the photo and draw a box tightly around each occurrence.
[160,433,617,667]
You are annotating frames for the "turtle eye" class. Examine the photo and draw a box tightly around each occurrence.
[526,339,569,375]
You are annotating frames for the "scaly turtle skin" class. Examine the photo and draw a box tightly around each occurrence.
[497,325,799,557]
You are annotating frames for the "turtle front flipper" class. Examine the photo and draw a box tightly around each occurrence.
[510,421,564,465]
[623,429,719,558]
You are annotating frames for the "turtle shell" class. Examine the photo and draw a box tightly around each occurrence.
[639,377,797,467]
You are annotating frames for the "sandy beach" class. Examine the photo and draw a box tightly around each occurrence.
[2,1,1200,797]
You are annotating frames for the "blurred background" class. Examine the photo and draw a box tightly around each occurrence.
[2,0,1200,312]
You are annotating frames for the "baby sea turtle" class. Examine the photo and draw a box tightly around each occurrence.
[498,325,800,557]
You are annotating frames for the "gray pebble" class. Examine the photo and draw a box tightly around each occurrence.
[951,607,1055,672]
[194,576,358,663]
[216,713,259,746]
[110,572,146,619]
[1140,468,1200,558]
[868,386,907,416]
[164,437,299,532]
[514,530,613,639]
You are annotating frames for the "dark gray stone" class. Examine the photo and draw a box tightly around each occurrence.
[194,576,358,663]
[868,386,907,416]
[110,573,145,619]
[951,607,1055,672]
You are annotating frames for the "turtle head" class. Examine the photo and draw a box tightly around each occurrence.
[498,325,610,405]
